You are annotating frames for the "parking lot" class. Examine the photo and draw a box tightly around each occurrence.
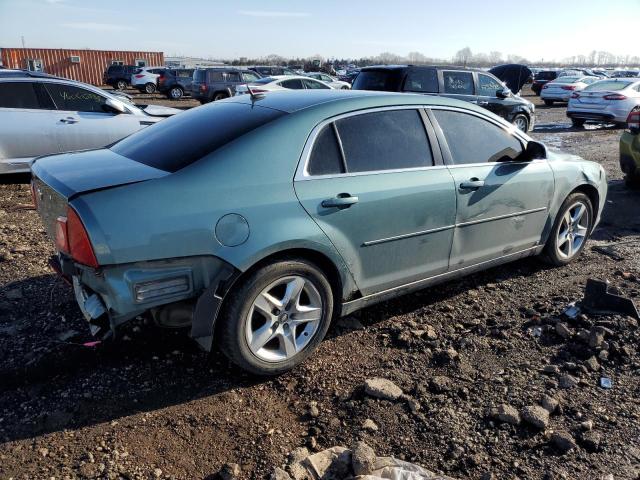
[1,87,639,479]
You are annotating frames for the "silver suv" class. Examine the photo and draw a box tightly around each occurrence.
[0,70,180,175]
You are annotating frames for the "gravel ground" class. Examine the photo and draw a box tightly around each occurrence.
[1,88,639,480]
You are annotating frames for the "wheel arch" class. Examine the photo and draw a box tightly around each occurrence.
[570,184,599,233]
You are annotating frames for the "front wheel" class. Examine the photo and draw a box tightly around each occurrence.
[543,193,593,266]
[217,259,334,375]
[512,114,529,132]
[544,99,554,106]
[115,80,127,90]
[144,82,156,94]
[168,86,183,99]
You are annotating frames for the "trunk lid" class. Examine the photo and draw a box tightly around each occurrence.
[31,148,169,200]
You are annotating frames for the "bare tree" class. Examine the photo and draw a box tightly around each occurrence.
[454,47,473,66]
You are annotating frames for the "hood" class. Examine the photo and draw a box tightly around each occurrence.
[140,104,183,117]
[489,64,532,94]
[31,149,169,199]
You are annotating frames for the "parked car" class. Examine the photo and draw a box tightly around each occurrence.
[191,68,262,103]
[540,76,600,105]
[157,68,194,99]
[567,78,640,127]
[352,65,535,132]
[235,76,333,95]
[0,71,180,174]
[31,90,606,375]
[248,66,297,77]
[131,67,165,94]
[611,70,640,78]
[305,72,351,89]
[103,65,138,90]
[620,109,640,187]
[531,70,558,95]
[338,70,360,84]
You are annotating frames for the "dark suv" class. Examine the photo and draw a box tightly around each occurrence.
[103,65,138,90]
[191,68,262,103]
[248,66,297,76]
[157,68,194,99]
[531,70,558,95]
[352,65,536,132]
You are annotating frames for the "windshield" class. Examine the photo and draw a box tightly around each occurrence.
[352,70,403,91]
[583,80,633,91]
[111,102,286,172]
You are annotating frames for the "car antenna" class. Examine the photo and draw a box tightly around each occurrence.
[245,82,264,101]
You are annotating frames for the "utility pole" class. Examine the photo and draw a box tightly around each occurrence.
[21,36,25,48]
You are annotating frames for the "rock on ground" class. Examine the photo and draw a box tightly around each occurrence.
[364,378,403,401]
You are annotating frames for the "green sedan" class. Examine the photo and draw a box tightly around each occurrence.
[620,110,640,186]
[31,90,607,375]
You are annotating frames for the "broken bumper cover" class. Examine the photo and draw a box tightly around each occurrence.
[61,254,238,345]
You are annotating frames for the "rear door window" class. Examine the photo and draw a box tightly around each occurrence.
[280,79,304,89]
[0,82,53,109]
[111,102,286,172]
[207,71,224,82]
[335,109,433,173]
[477,73,503,96]
[226,72,241,82]
[403,68,438,93]
[433,109,522,164]
[442,71,474,95]
[44,83,109,113]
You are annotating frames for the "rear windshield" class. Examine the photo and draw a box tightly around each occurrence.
[584,80,633,91]
[111,102,286,172]
[193,70,207,82]
[352,70,404,91]
[554,76,580,83]
[535,71,556,80]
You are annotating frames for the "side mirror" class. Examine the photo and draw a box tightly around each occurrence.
[521,140,547,161]
[105,97,126,114]
[496,88,511,98]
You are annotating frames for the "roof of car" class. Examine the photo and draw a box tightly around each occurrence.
[360,64,485,73]
[225,89,487,115]
[0,69,62,79]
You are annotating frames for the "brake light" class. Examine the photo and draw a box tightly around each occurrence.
[561,85,576,91]
[55,207,99,268]
[134,74,144,78]
[628,111,640,130]
[200,84,208,92]
[158,74,165,84]
[603,93,627,100]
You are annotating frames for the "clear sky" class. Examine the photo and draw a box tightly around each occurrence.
[1,0,639,62]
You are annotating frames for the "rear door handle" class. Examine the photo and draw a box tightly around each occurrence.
[321,193,359,209]
[59,117,78,124]
[459,179,485,190]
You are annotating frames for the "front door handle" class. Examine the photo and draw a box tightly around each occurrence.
[459,178,485,190]
[477,101,489,106]
[59,117,78,124]
[321,193,359,209]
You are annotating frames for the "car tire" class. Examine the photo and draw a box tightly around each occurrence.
[217,258,335,375]
[115,80,127,90]
[571,118,586,128]
[542,192,593,267]
[625,174,640,189]
[168,86,184,100]
[512,114,529,132]
[144,82,156,94]
[213,92,228,101]
[544,100,554,106]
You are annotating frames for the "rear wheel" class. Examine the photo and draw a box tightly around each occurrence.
[144,82,156,94]
[217,259,334,375]
[168,86,183,99]
[571,118,586,128]
[213,92,228,101]
[543,192,593,266]
[512,114,529,132]
[544,100,554,106]
[115,80,127,90]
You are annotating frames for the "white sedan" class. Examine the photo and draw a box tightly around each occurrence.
[540,76,600,105]
[235,75,334,95]
[567,78,640,127]
[305,72,351,89]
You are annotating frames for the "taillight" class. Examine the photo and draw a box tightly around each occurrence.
[571,93,580,99]
[628,111,640,130]
[55,207,99,268]
[134,74,144,78]
[158,74,165,84]
[561,85,576,91]
[200,84,208,92]
[603,93,627,100]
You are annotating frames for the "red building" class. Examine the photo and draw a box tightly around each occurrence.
[0,48,164,85]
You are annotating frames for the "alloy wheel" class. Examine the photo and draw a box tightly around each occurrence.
[245,275,323,363]
[556,201,590,259]
[514,116,528,131]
